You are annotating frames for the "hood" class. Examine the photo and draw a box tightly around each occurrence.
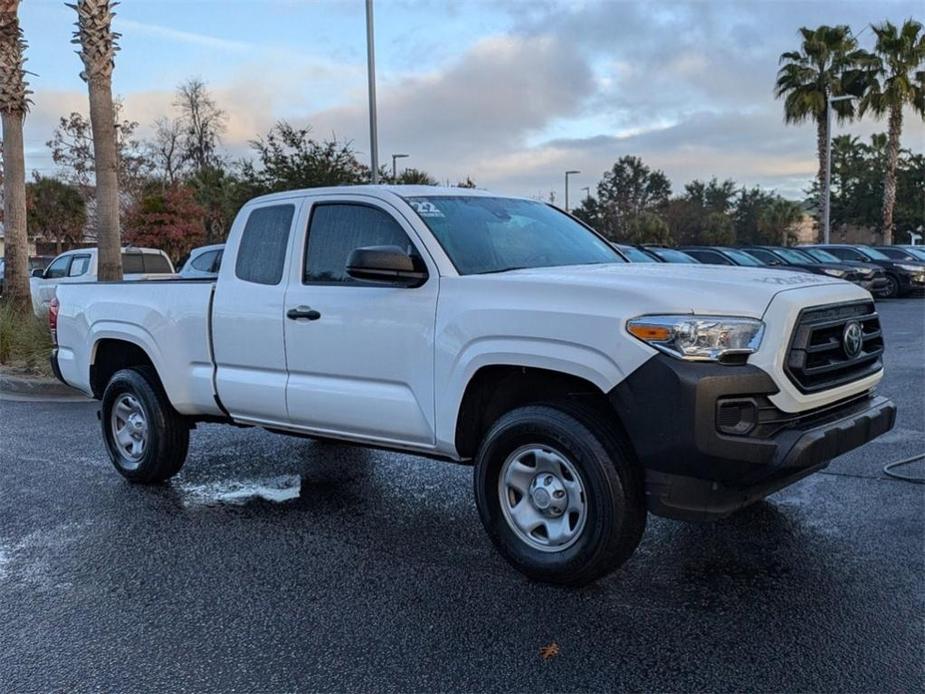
[468,262,861,318]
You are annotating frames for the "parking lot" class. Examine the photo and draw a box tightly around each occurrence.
[1,299,922,693]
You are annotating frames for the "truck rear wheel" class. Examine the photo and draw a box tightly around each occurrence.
[474,403,646,585]
[101,367,189,483]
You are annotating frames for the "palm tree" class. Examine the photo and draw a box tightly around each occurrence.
[69,0,122,280]
[858,19,925,245]
[775,25,865,236]
[0,0,32,310]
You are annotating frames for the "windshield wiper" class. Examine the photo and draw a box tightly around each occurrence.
[475,265,531,275]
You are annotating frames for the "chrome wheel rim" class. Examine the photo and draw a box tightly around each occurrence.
[498,445,587,553]
[111,394,148,466]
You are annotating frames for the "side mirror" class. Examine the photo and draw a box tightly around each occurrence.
[346,246,427,287]
[31,268,45,278]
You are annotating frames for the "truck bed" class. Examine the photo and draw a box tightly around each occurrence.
[55,279,222,416]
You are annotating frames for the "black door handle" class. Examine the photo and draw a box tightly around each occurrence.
[287,306,321,321]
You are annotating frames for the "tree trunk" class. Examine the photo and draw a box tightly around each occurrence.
[87,73,122,281]
[881,105,902,246]
[815,118,828,243]
[1,110,31,310]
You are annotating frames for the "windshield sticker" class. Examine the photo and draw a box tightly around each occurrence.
[407,199,445,218]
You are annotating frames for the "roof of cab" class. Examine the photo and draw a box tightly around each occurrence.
[248,184,510,205]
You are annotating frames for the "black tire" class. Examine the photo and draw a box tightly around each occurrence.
[474,402,646,586]
[101,367,189,483]
[882,274,900,299]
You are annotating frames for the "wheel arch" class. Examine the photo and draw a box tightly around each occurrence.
[90,337,164,399]
[452,364,635,461]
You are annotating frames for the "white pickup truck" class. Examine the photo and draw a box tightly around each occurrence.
[51,186,895,585]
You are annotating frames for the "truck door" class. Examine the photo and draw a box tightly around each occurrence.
[282,197,438,447]
[212,201,301,425]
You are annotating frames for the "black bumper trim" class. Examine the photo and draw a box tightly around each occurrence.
[609,354,896,521]
[49,348,66,385]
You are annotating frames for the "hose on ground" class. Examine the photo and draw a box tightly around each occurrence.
[883,452,925,484]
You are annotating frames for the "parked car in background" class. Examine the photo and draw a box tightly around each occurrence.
[178,244,225,278]
[678,246,811,272]
[740,246,888,297]
[802,244,925,298]
[872,245,925,263]
[0,256,55,297]
[30,247,174,317]
[640,246,700,264]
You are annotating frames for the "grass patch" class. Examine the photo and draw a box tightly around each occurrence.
[0,300,53,376]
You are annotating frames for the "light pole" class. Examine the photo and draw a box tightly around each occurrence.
[391,153,409,180]
[823,94,854,243]
[581,186,590,203]
[365,0,379,184]
[564,170,580,212]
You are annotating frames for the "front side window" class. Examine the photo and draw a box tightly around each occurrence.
[304,203,416,284]
[744,249,779,264]
[619,246,656,263]
[776,249,811,265]
[235,204,295,285]
[686,250,730,265]
[44,255,71,279]
[404,196,620,275]
[68,255,91,276]
[857,247,890,261]
[829,247,864,261]
[654,249,698,263]
[724,249,763,266]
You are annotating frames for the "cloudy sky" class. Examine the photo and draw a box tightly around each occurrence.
[18,0,925,201]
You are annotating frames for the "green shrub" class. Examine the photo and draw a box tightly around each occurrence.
[0,300,53,376]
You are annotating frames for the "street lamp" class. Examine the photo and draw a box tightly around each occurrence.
[365,0,379,184]
[581,186,590,203]
[823,94,855,243]
[391,153,409,180]
[564,170,581,212]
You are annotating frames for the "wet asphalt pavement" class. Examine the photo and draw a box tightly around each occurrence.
[1,299,923,693]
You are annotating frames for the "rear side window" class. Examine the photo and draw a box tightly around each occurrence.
[828,248,864,261]
[191,250,218,272]
[143,254,173,273]
[304,203,415,284]
[122,253,145,273]
[68,255,91,276]
[236,205,295,285]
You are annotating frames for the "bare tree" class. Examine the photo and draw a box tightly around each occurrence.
[0,0,32,309]
[70,0,122,281]
[148,116,186,186]
[175,78,226,174]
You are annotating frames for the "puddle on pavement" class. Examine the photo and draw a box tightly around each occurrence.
[178,475,302,507]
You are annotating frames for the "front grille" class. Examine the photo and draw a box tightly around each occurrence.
[785,301,884,393]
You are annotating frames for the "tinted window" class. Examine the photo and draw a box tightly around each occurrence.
[122,253,145,273]
[805,248,840,263]
[724,249,763,266]
[45,255,71,279]
[191,250,218,271]
[857,247,890,261]
[828,247,865,261]
[618,246,657,263]
[744,249,779,264]
[304,204,415,284]
[236,205,295,285]
[686,250,731,265]
[213,250,224,272]
[653,249,698,263]
[68,255,91,276]
[143,254,173,273]
[405,196,620,275]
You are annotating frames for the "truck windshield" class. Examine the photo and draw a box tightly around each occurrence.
[403,196,622,275]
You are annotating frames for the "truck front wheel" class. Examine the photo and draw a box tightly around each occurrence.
[474,403,646,585]
[101,367,189,483]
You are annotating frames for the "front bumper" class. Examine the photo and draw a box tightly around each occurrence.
[608,354,896,521]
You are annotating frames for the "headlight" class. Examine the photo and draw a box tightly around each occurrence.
[626,315,765,362]
[821,268,847,278]
[897,263,923,272]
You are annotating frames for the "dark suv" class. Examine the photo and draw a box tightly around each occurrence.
[803,244,925,298]
[678,246,812,272]
[740,246,889,296]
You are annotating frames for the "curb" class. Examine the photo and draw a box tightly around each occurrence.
[0,371,87,399]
